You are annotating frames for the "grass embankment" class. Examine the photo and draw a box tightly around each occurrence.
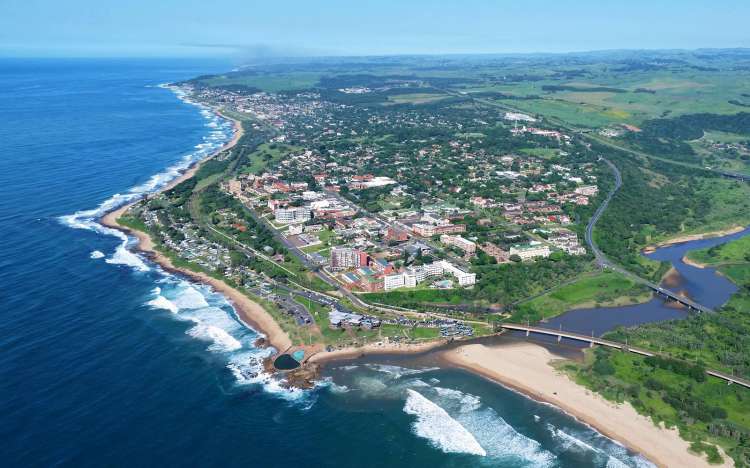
[513,271,651,322]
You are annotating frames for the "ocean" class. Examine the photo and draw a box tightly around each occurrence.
[0,58,653,467]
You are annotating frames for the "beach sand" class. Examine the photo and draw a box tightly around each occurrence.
[442,342,731,468]
[100,112,292,352]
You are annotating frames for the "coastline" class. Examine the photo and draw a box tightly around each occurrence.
[93,94,732,466]
[442,342,729,468]
[306,339,450,364]
[643,226,745,252]
[100,110,293,352]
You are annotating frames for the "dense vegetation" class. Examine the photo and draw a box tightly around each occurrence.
[627,112,750,164]
[568,347,750,466]
[593,144,750,280]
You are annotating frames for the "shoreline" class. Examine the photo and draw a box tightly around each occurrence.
[442,342,729,468]
[643,225,745,252]
[681,254,707,269]
[95,93,729,466]
[100,108,292,352]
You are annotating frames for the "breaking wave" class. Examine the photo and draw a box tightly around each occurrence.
[56,85,310,402]
[403,389,486,456]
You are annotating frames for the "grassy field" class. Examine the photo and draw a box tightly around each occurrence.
[514,271,651,322]
[200,72,324,93]
[519,147,560,159]
[386,93,449,105]
[239,142,301,174]
[688,235,750,266]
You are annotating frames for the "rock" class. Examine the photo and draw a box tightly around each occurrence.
[283,363,321,390]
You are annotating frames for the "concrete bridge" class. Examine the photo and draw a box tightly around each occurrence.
[646,284,713,313]
[501,323,750,389]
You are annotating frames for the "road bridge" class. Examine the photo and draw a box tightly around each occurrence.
[501,323,750,388]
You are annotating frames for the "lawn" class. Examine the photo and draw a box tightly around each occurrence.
[515,271,651,322]
[239,142,301,175]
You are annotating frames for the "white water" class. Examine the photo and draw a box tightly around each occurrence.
[57,84,310,402]
[403,389,487,456]
[90,250,105,259]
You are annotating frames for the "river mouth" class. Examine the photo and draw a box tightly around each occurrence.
[533,226,750,342]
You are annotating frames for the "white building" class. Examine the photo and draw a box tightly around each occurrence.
[274,207,311,224]
[384,273,406,290]
[437,260,476,286]
[574,185,599,197]
[504,112,537,122]
[510,243,551,261]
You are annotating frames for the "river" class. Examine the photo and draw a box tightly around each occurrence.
[542,226,750,340]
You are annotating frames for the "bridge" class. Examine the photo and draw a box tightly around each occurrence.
[501,323,750,389]
[586,158,715,314]
[500,323,655,355]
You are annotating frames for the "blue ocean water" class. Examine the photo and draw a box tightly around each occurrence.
[0,59,653,467]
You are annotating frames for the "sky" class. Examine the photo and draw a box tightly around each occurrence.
[1,0,749,58]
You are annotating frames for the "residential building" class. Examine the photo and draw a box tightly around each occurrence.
[510,243,551,261]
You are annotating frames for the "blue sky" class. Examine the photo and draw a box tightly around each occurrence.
[2,0,749,58]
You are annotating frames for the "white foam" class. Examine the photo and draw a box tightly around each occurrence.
[403,389,486,456]
[106,240,149,272]
[546,423,655,467]
[548,423,602,454]
[187,323,242,352]
[58,84,233,277]
[454,402,554,466]
[55,86,312,403]
[171,285,210,309]
[90,250,105,259]
[365,364,439,379]
[433,386,481,413]
[147,295,179,314]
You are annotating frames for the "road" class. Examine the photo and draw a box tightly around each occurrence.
[585,158,714,313]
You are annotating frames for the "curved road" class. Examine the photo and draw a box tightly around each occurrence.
[586,158,713,313]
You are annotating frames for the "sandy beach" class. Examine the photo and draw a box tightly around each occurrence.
[442,342,730,468]
[100,111,293,352]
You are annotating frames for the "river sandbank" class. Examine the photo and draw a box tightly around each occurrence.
[442,342,730,468]
[643,226,745,253]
